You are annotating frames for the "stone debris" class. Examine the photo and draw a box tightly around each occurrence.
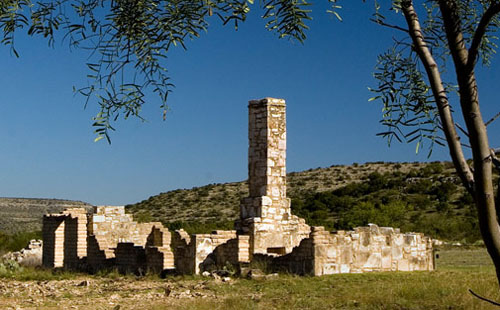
[41,97,433,277]
[0,278,219,309]
[201,271,211,277]
[246,269,265,280]
[77,280,90,287]
[433,239,444,246]
[2,239,43,267]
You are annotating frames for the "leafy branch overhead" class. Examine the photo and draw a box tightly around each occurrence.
[0,0,318,142]
[370,1,500,155]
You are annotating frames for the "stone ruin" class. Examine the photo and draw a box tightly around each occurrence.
[42,97,434,275]
[2,239,43,267]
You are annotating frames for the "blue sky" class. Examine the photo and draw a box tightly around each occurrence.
[0,1,499,205]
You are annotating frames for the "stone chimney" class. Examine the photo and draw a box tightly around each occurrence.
[238,98,310,256]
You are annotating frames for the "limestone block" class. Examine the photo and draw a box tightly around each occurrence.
[326,247,337,259]
[364,253,382,269]
[398,259,410,271]
[93,215,105,223]
[322,263,338,275]
[340,264,350,273]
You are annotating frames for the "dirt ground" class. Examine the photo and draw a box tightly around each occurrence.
[0,277,222,310]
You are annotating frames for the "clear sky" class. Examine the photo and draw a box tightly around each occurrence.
[0,2,499,206]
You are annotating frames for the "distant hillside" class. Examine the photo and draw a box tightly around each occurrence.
[126,161,497,242]
[2,161,497,242]
[126,161,443,224]
[0,198,93,234]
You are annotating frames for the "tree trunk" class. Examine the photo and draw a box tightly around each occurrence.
[438,0,500,287]
[400,0,474,194]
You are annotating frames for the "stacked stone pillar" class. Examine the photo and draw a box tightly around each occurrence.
[42,208,87,268]
[238,98,310,256]
[42,215,65,268]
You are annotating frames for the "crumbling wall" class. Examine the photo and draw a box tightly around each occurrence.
[3,240,43,267]
[43,206,174,273]
[42,214,65,268]
[171,229,194,274]
[274,224,433,276]
[87,206,174,273]
[172,230,250,275]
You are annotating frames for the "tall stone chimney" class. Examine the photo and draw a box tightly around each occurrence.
[238,98,310,256]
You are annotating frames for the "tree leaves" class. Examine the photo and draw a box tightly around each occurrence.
[371,44,440,156]
[262,0,312,43]
[0,0,318,142]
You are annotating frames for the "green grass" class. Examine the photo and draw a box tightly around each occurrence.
[0,264,84,281]
[1,247,498,310]
[167,247,500,310]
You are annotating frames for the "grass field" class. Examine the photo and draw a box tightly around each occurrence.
[0,247,498,310]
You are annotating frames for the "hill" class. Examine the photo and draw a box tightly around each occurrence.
[0,198,93,234]
[126,161,497,242]
[1,161,496,243]
[126,161,430,224]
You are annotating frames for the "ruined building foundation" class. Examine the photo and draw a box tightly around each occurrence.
[43,97,434,275]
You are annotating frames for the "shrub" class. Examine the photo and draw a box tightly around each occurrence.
[0,231,42,254]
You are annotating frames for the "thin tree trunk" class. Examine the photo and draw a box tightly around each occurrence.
[400,0,474,194]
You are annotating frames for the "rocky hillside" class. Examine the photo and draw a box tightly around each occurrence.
[0,198,92,234]
[125,162,453,222]
[126,161,498,241]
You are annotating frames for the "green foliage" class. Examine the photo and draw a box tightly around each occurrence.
[135,211,153,223]
[126,161,475,242]
[0,0,317,142]
[0,230,41,254]
[337,201,409,229]
[0,264,84,281]
[291,166,479,242]
[0,259,23,275]
[371,43,441,155]
[261,0,312,42]
[166,219,234,234]
[370,1,500,156]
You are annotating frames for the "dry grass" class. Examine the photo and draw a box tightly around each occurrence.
[0,247,498,310]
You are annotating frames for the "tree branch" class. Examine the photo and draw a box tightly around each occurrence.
[467,2,500,71]
[401,0,475,194]
[455,122,469,137]
[370,18,409,33]
[469,289,500,307]
[486,111,500,127]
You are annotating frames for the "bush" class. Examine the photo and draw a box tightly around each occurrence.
[166,220,234,234]
[0,231,42,254]
[337,201,409,229]
[0,260,24,275]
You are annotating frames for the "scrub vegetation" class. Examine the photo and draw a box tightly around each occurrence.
[127,161,498,243]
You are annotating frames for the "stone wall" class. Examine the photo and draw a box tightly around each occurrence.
[42,214,65,268]
[274,224,433,276]
[87,206,174,273]
[43,206,174,273]
[3,239,43,267]
[172,230,250,275]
